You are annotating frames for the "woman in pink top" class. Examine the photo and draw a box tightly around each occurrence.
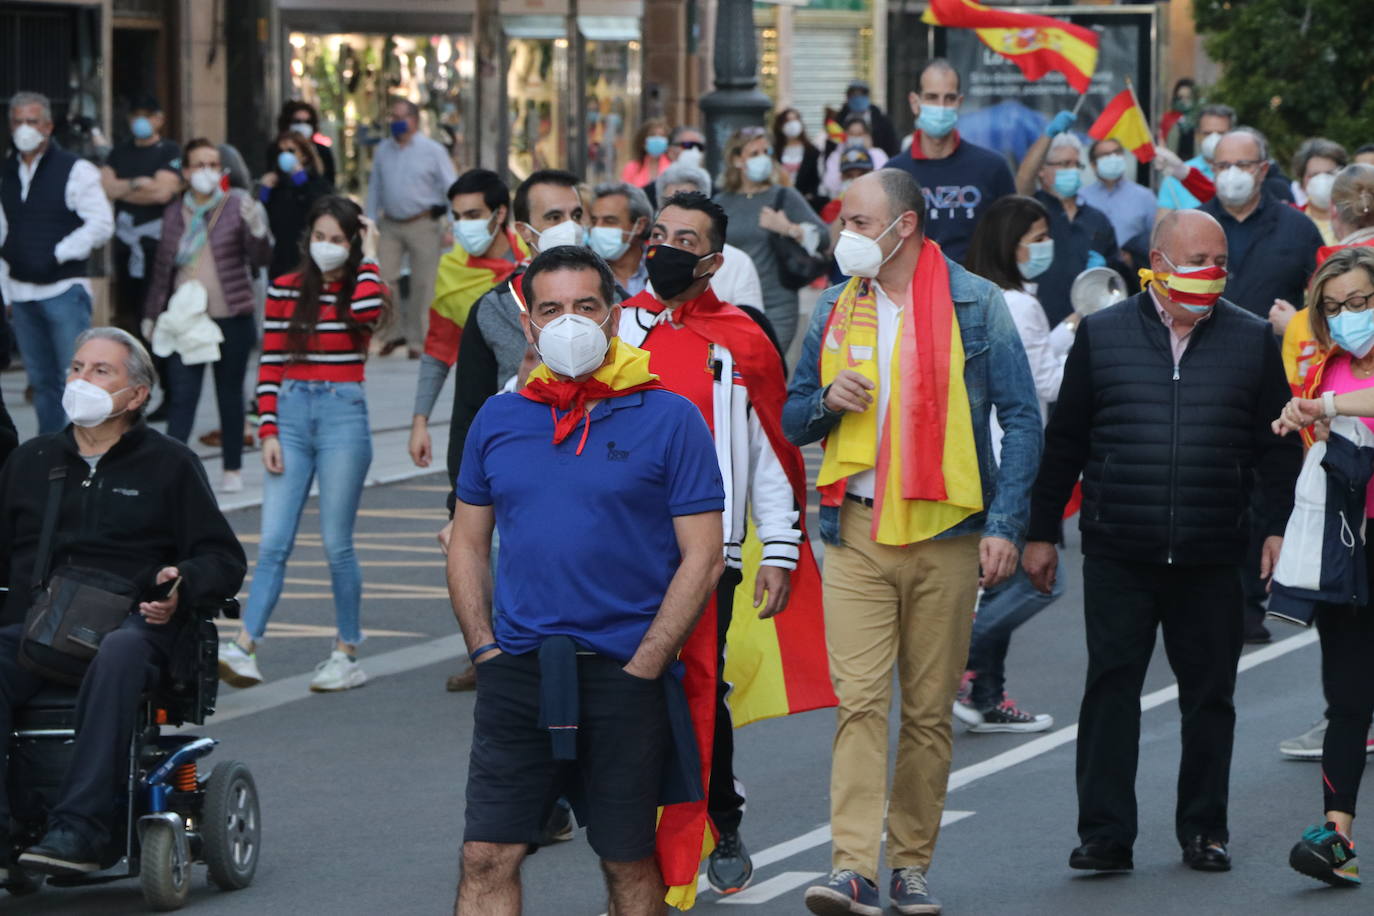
[1272,245,1374,888]
[620,118,670,187]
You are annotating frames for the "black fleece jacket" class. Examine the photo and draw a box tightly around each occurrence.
[0,422,246,626]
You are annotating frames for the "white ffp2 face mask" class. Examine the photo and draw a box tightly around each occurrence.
[833,215,903,279]
[12,124,44,154]
[189,168,221,196]
[63,379,129,428]
[310,240,351,272]
[1215,166,1256,207]
[533,219,586,253]
[532,311,613,378]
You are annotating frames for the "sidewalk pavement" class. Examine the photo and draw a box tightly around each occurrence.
[0,286,818,514]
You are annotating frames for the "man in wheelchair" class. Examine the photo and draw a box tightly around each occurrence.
[0,328,246,878]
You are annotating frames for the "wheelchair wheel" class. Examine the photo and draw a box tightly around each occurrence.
[202,760,260,890]
[140,821,191,911]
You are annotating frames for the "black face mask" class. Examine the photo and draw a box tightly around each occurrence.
[646,244,713,301]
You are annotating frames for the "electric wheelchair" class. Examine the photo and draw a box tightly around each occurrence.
[3,598,260,911]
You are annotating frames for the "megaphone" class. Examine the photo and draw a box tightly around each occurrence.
[1070,267,1127,317]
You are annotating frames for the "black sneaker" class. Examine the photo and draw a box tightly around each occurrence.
[17,827,100,875]
[707,830,754,894]
[968,698,1054,734]
[1290,822,1360,887]
[536,801,574,845]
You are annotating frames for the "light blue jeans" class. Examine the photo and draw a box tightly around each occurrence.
[10,284,92,433]
[966,566,1063,709]
[242,380,372,645]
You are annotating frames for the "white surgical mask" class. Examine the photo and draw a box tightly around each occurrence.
[290,122,314,139]
[455,213,498,256]
[310,240,350,273]
[782,120,803,139]
[744,154,774,184]
[1095,153,1127,182]
[677,147,703,170]
[1306,172,1336,211]
[189,168,221,196]
[833,215,903,279]
[63,379,129,428]
[533,219,586,252]
[588,226,632,261]
[1200,132,1222,161]
[532,311,613,378]
[1019,239,1055,280]
[1215,166,1256,207]
[12,124,43,154]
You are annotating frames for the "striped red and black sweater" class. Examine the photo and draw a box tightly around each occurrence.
[256,261,386,439]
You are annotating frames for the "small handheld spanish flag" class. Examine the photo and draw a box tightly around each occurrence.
[922,0,1098,94]
[1089,88,1156,163]
[824,117,845,146]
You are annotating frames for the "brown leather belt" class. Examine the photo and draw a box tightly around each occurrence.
[845,493,875,508]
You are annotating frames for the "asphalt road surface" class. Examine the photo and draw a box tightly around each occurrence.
[9,471,1362,915]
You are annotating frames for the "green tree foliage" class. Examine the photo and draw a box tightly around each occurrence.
[1194,0,1374,166]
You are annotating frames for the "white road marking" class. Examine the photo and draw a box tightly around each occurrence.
[717,871,825,904]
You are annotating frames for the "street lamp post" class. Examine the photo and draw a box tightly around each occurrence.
[699,0,773,177]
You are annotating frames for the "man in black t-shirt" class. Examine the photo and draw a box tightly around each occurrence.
[99,95,181,335]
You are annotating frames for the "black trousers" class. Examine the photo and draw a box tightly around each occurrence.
[1318,540,1374,816]
[1077,556,1244,849]
[164,315,257,471]
[0,617,173,846]
[708,567,747,836]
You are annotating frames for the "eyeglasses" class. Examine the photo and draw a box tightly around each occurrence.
[1044,160,1079,170]
[1212,159,1263,172]
[1321,290,1374,316]
[675,140,704,151]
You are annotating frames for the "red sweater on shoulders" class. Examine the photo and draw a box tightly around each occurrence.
[256,261,386,439]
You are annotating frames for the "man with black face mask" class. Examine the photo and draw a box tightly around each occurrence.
[618,191,832,896]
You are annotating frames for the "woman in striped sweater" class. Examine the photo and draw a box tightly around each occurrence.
[218,196,391,692]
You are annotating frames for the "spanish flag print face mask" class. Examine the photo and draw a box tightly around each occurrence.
[1140,253,1228,314]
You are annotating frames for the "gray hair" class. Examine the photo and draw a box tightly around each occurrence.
[593,181,653,233]
[669,125,703,144]
[1292,137,1349,180]
[1230,126,1269,163]
[8,91,52,123]
[73,327,157,415]
[656,162,713,200]
[1198,103,1237,127]
[1048,132,1085,162]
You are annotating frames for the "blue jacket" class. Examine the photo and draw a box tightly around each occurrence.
[782,255,1043,547]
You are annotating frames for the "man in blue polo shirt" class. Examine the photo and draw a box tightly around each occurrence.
[448,244,725,915]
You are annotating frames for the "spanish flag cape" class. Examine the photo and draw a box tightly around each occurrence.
[423,230,531,365]
[817,240,982,546]
[622,287,834,909]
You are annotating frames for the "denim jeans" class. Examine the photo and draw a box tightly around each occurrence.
[10,284,92,433]
[966,566,1062,708]
[242,380,372,645]
[164,315,257,470]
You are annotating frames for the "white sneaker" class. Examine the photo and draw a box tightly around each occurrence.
[309,650,367,692]
[217,641,263,688]
[220,471,244,493]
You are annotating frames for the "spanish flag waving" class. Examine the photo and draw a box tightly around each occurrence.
[1089,88,1155,163]
[922,0,1098,94]
[423,230,531,365]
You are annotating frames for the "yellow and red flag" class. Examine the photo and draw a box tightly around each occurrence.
[1089,88,1155,163]
[824,116,846,146]
[922,0,1098,94]
[423,229,531,365]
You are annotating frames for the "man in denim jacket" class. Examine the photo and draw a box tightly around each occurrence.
[784,170,1041,915]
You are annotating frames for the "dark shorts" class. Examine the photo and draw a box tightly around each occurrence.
[463,650,670,862]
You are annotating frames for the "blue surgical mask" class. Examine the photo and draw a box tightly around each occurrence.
[589,226,632,261]
[1019,239,1055,280]
[390,119,409,140]
[1329,310,1374,359]
[277,151,301,174]
[745,153,774,184]
[130,116,154,140]
[1095,153,1127,182]
[1054,168,1082,198]
[455,213,499,257]
[645,135,669,158]
[848,94,871,114]
[916,104,958,139]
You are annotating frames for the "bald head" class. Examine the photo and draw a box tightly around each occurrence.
[1214,130,1263,167]
[1150,209,1228,274]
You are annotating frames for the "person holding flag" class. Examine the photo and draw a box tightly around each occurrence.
[1081,87,1159,262]
[449,244,726,914]
[618,191,834,896]
[786,168,1042,915]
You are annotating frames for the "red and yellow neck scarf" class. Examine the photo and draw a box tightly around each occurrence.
[520,337,662,454]
[816,239,982,545]
[423,229,531,365]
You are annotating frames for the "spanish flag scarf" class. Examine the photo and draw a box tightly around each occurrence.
[816,239,982,546]
[423,230,531,365]
[520,337,663,454]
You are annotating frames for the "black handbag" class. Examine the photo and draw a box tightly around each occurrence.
[769,187,827,291]
[18,463,140,686]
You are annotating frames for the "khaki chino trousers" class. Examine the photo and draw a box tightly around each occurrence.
[823,501,981,880]
[377,214,444,348]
